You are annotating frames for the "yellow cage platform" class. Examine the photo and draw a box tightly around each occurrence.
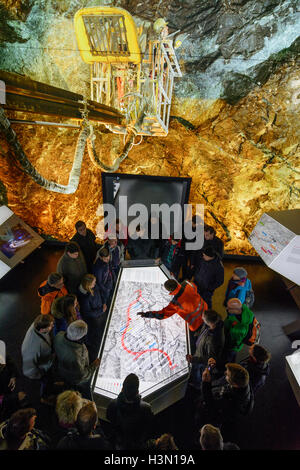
[74,7,182,137]
[74,7,141,64]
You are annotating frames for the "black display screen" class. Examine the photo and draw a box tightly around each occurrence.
[101,173,191,236]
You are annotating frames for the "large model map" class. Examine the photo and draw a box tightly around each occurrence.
[94,266,189,399]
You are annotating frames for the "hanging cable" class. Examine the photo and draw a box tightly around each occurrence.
[0,106,89,194]
[86,105,146,172]
[86,125,135,172]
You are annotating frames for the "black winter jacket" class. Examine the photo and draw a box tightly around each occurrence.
[202,377,254,426]
[194,256,224,293]
[92,259,115,304]
[240,357,270,393]
[77,284,106,320]
[106,392,154,450]
[190,236,224,264]
[71,229,98,270]
[193,320,225,366]
[57,428,110,450]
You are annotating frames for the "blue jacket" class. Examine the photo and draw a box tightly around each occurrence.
[92,259,115,304]
[225,278,252,305]
[77,284,105,320]
[100,241,123,275]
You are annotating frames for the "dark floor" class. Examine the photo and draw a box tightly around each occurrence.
[0,245,300,450]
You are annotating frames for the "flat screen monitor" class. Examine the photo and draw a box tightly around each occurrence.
[101,173,191,236]
[93,265,190,401]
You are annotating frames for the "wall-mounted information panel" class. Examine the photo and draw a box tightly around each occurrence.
[249,210,300,285]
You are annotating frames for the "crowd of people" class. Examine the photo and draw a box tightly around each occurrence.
[0,217,271,450]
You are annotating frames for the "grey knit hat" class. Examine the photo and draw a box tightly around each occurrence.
[233,267,248,279]
[66,320,88,341]
[48,272,63,286]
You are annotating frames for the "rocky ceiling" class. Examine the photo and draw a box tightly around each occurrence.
[0,0,299,255]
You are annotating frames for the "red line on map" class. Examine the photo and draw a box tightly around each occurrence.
[121,289,177,370]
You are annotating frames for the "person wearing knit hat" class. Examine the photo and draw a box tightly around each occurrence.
[38,272,68,315]
[234,267,247,279]
[106,373,154,450]
[54,320,100,399]
[224,297,254,363]
[224,267,253,307]
[227,298,243,311]
[66,320,87,341]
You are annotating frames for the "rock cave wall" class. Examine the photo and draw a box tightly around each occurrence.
[0,0,299,254]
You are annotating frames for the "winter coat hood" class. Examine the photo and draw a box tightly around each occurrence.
[38,281,59,297]
[116,391,141,409]
[51,296,66,319]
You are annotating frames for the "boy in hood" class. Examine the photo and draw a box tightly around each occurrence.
[38,272,68,315]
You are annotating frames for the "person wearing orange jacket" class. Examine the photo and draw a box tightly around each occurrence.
[38,272,68,315]
[137,279,208,338]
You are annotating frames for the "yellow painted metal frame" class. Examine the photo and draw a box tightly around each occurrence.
[74,6,141,64]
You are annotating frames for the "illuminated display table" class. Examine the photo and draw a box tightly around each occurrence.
[92,261,190,419]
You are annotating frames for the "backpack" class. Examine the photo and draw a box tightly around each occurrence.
[244,289,255,309]
[243,317,261,346]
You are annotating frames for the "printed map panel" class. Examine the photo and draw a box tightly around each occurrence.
[270,236,300,285]
[249,213,295,265]
[94,266,189,399]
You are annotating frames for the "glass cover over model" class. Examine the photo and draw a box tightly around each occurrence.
[94,266,189,399]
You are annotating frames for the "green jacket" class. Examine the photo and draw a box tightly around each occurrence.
[224,305,254,351]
